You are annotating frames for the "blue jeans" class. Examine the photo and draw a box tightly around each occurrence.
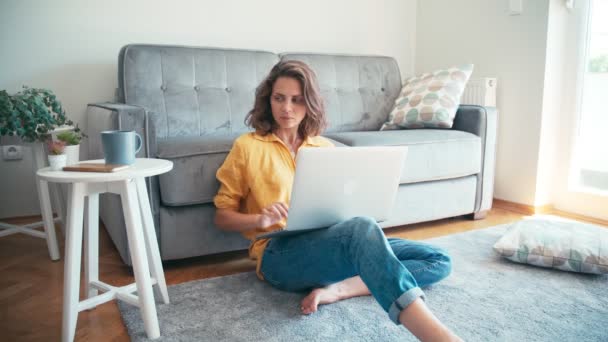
[260,216,452,324]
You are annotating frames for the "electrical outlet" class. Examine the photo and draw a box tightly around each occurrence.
[509,0,523,15]
[565,0,574,10]
[2,145,24,161]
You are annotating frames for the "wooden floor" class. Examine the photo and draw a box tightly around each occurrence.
[0,206,601,341]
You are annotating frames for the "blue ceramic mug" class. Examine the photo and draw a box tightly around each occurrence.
[101,130,142,165]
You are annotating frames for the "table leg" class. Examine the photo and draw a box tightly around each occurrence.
[31,140,64,235]
[51,183,66,234]
[62,183,86,342]
[135,177,170,304]
[36,177,60,261]
[84,194,99,299]
[120,179,160,339]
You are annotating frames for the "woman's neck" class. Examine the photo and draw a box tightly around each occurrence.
[273,128,301,146]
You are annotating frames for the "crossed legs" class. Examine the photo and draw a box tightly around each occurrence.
[300,237,453,314]
[261,217,460,341]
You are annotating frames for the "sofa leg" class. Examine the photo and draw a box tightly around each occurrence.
[468,211,488,220]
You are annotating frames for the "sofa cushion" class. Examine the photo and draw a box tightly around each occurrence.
[156,134,240,206]
[324,130,481,184]
[381,64,474,129]
[157,134,348,206]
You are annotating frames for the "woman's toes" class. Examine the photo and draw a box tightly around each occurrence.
[300,290,322,315]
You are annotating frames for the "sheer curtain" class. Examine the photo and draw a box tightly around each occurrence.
[551,0,608,220]
[571,0,608,194]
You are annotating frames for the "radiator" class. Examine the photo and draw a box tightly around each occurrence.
[461,78,497,107]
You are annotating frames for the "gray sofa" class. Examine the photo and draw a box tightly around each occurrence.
[87,44,498,265]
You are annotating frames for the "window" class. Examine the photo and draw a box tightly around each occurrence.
[571,0,608,194]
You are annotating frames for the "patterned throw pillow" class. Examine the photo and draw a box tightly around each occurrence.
[493,216,608,275]
[381,64,474,130]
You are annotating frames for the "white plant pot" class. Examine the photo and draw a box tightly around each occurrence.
[64,144,80,165]
[48,154,67,171]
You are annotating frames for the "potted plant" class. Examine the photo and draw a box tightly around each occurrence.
[56,128,86,165]
[0,86,76,143]
[47,140,66,171]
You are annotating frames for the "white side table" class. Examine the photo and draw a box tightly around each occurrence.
[37,158,173,342]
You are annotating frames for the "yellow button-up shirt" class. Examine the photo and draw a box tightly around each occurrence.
[214,132,334,279]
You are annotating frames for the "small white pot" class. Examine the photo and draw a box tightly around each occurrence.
[64,144,80,165]
[48,154,67,171]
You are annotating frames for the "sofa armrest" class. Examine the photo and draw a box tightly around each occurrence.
[452,105,498,213]
[86,102,160,225]
[452,105,489,137]
[86,102,157,159]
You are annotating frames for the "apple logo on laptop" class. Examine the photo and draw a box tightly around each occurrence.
[343,180,358,195]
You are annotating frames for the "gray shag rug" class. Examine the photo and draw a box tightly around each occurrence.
[118,223,608,341]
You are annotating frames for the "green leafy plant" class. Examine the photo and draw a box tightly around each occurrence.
[588,54,608,73]
[56,129,85,146]
[0,86,76,142]
[47,140,66,155]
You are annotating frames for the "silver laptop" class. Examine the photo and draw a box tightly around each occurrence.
[257,146,408,240]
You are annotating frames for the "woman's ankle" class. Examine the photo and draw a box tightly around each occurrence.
[398,298,461,341]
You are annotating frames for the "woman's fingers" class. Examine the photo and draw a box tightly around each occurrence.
[261,203,289,224]
[262,207,277,219]
[274,203,289,218]
[265,203,287,217]
[280,202,290,213]
[259,203,289,228]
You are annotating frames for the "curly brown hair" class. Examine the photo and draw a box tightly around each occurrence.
[245,60,328,137]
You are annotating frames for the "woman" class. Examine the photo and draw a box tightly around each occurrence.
[214,60,461,341]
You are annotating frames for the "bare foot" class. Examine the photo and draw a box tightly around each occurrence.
[300,276,371,315]
[300,285,342,315]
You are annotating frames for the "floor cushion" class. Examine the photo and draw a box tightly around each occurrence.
[493,216,608,275]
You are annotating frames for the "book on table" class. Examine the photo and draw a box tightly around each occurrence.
[62,163,130,172]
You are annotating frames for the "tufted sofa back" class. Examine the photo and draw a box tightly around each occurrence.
[118,45,278,139]
[118,45,402,138]
[280,53,401,133]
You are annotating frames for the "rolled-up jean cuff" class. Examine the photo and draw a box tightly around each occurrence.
[388,287,426,324]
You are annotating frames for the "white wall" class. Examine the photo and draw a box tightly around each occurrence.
[0,0,417,218]
[416,0,551,205]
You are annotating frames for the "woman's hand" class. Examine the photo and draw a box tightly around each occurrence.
[257,202,289,229]
[214,203,289,232]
